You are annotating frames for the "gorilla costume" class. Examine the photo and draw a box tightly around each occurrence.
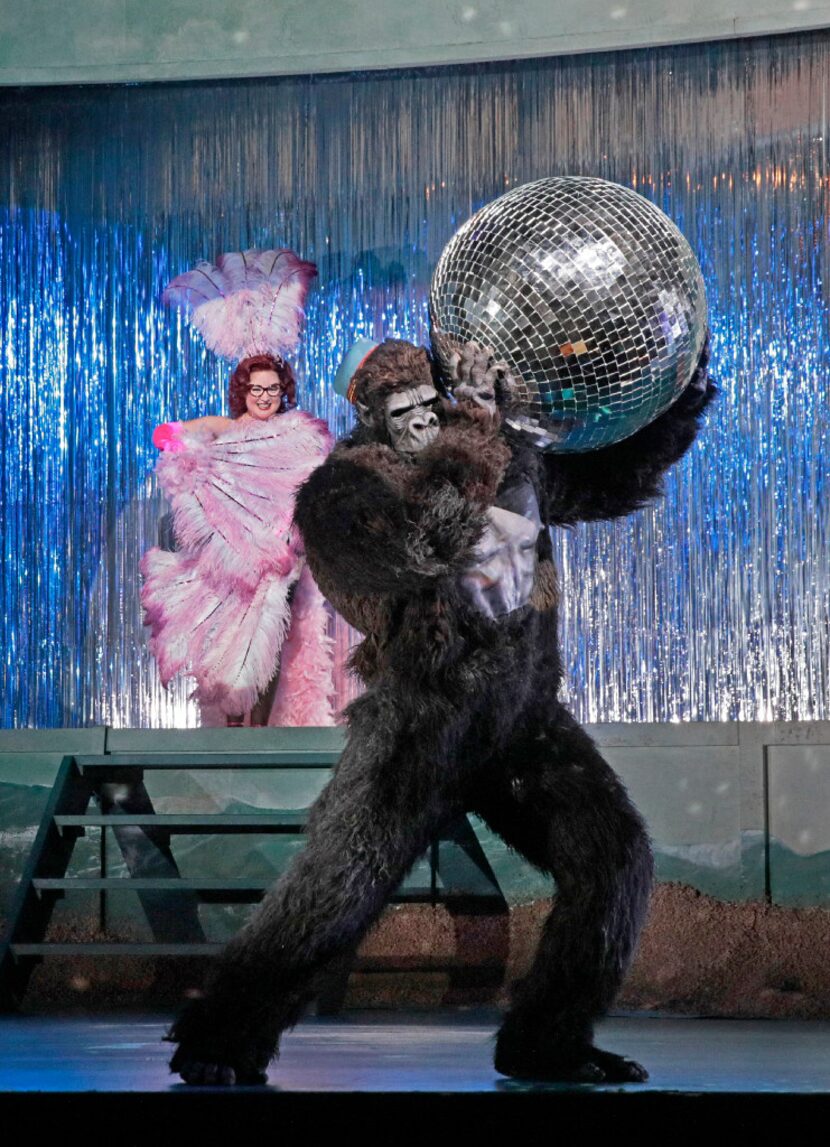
[169,337,715,1085]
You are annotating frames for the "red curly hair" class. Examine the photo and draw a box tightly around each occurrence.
[228,354,297,418]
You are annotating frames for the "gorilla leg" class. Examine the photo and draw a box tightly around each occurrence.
[472,709,653,1083]
[169,685,465,1085]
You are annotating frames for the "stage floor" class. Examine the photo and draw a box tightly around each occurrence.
[2,1011,830,1134]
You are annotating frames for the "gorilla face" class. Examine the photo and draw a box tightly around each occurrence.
[381,384,442,454]
[459,479,542,619]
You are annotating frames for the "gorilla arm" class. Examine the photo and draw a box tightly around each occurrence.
[542,347,716,526]
[294,417,511,597]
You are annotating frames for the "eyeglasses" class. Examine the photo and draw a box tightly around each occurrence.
[248,385,282,398]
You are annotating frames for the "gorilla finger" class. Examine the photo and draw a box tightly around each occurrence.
[483,362,505,387]
[459,343,478,376]
[497,367,518,397]
[474,347,496,376]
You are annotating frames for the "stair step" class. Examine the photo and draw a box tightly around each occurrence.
[10,944,496,969]
[33,878,268,903]
[11,943,222,956]
[34,878,271,892]
[54,813,308,834]
[30,879,442,905]
[75,753,338,770]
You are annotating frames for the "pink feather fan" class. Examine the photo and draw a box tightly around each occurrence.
[163,248,318,361]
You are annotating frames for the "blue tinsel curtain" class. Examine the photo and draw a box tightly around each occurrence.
[0,32,828,727]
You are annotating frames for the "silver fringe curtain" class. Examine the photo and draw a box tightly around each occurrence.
[1,32,828,727]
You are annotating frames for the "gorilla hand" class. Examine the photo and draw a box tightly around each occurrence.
[446,341,516,416]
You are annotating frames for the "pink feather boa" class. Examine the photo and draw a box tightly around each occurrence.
[141,410,335,725]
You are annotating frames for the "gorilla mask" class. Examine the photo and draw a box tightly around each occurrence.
[357,383,442,454]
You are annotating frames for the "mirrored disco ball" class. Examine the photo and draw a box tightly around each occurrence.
[429,176,707,452]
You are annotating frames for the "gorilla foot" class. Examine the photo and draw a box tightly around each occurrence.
[587,1046,649,1082]
[166,996,274,1087]
[494,1028,648,1084]
[169,1051,267,1087]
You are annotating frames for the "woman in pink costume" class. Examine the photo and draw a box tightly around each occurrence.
[141,249,334,727]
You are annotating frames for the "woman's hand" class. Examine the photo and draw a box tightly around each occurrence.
[152,422,185,452]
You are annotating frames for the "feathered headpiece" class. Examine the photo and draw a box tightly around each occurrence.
[163,248,317,362]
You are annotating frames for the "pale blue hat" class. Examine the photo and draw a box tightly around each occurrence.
[333,337,380,402]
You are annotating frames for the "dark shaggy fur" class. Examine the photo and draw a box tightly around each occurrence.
[168,340,716,1085]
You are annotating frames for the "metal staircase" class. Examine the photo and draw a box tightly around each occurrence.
[0,735,507,1009]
